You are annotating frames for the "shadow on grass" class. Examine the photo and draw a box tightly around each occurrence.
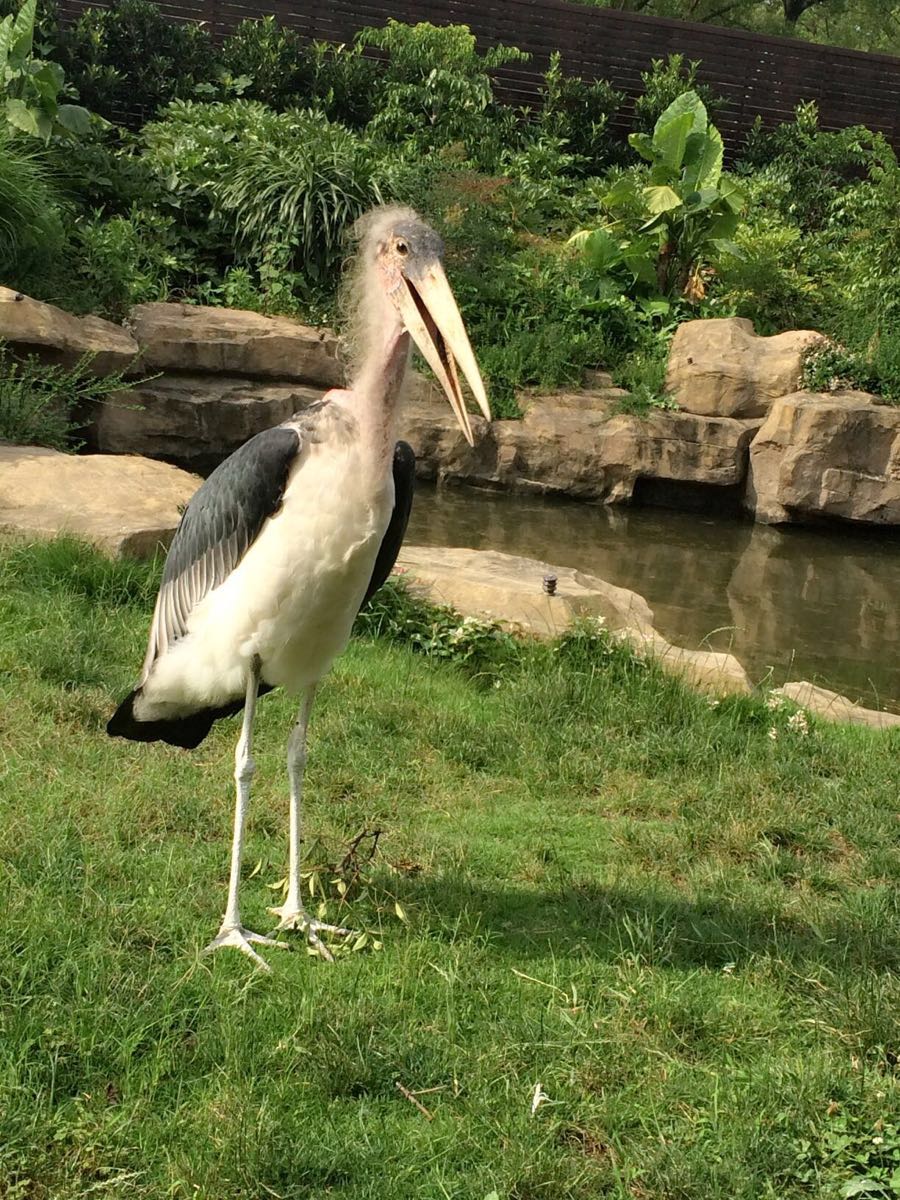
[392,870,900,976]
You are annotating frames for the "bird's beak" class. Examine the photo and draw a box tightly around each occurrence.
[394,262,491,446]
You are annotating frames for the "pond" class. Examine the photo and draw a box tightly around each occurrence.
[407,485,900,714]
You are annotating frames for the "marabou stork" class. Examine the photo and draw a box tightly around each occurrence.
[108,207,490,968]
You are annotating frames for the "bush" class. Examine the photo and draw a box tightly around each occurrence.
[218,16,309,110]
[60,0,218,128]
[359,20,525,167]
[219,20,379,128]
[537,51,624,173]
[0,346,138,449]
[709,173,830,333]
[143,101,388,283]
[736,102,893,231]
[632,54,724,135]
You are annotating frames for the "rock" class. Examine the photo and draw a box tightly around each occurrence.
[775,682,900,730]
[399,390,759,504]
[666,318,825,418]
[0,287,139,375]
[745,391,900,525]
[0,444,200,558]
[395,545,751,696]
[88,375,323,471]
[128,303,344,386]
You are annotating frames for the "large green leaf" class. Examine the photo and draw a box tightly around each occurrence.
[6,94,46,137]
[56,103,91,135]
[719,176,747,213]
[683,127,723,191]
[652,110,694,173]
[652,90,707,144]
[9,0,36,66]
[711,238,745,260]
[583,226,623,272]
[643,184,682,215]
[602,175,639,211]
[28,59,63,105]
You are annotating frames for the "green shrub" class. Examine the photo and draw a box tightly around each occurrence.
[359,20,525,167]
[801,336,900,404]
[575,91,745,304]
[537,51,625,172]
[219,20,378,128]
[709,173,829,333]
[60,0,217,128]
[0,346,138,450]
[736,101,893,231]
[218,16,308,110]
[632,54,725,136]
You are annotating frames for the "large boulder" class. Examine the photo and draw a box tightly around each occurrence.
[128,303,344,386]
[745,391,900,525]
[0,444,200,558]
[399,390,759,504]
[89,375,323,471]
[0,287,139,375]
[666,318,824,418]
[396,545,751,696]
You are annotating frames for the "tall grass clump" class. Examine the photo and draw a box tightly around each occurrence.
[0,131,64,279]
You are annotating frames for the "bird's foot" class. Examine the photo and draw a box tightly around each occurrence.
[202,924,289,971]
[267,904,353,962]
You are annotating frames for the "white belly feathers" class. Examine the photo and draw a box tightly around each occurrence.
[137,434,394,720]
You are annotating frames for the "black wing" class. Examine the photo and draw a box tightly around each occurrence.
[139,423,302,681]
[362,440,415,607]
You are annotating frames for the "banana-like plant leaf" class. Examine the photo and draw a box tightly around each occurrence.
[583,226,623,272]
[711,238,745,260]
[643,184,682,215]
[56,103,91,135]
[602,175,639,210]
[652,110,694,173]
[653,90,707,143]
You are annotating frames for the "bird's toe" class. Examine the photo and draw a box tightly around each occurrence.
[267,906,353,961]
[202,924,289,970]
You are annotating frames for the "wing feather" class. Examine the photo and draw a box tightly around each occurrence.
[139,423,303,684]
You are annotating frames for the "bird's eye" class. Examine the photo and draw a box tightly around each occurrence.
[396,240,409,256]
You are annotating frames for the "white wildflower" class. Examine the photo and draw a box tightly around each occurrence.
[768,727,778,741]
[765,693,785,711]
[787,710,810,736]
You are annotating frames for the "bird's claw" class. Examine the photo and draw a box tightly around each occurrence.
[202,924,289,971]
[267,905,353,962]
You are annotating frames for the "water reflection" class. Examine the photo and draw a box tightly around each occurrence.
[408,485,900,713]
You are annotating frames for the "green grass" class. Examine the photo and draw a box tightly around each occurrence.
[0,537,898,1200]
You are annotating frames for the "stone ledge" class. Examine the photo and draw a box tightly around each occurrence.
[395,545,752,697]
[776,682,900,730]
[0,444,200,558]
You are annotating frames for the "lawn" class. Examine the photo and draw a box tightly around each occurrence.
[0,537,897,1200]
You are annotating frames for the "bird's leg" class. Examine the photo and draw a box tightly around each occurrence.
[203,657,288,970]
[268,686,353,961]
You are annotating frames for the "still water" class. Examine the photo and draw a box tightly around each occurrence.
[407,486,900,714]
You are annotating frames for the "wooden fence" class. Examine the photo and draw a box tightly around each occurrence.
[55,0,900,150]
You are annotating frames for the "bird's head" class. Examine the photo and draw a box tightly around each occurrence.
[355,207,491,445]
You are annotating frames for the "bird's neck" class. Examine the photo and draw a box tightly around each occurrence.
[349,315,410,473]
